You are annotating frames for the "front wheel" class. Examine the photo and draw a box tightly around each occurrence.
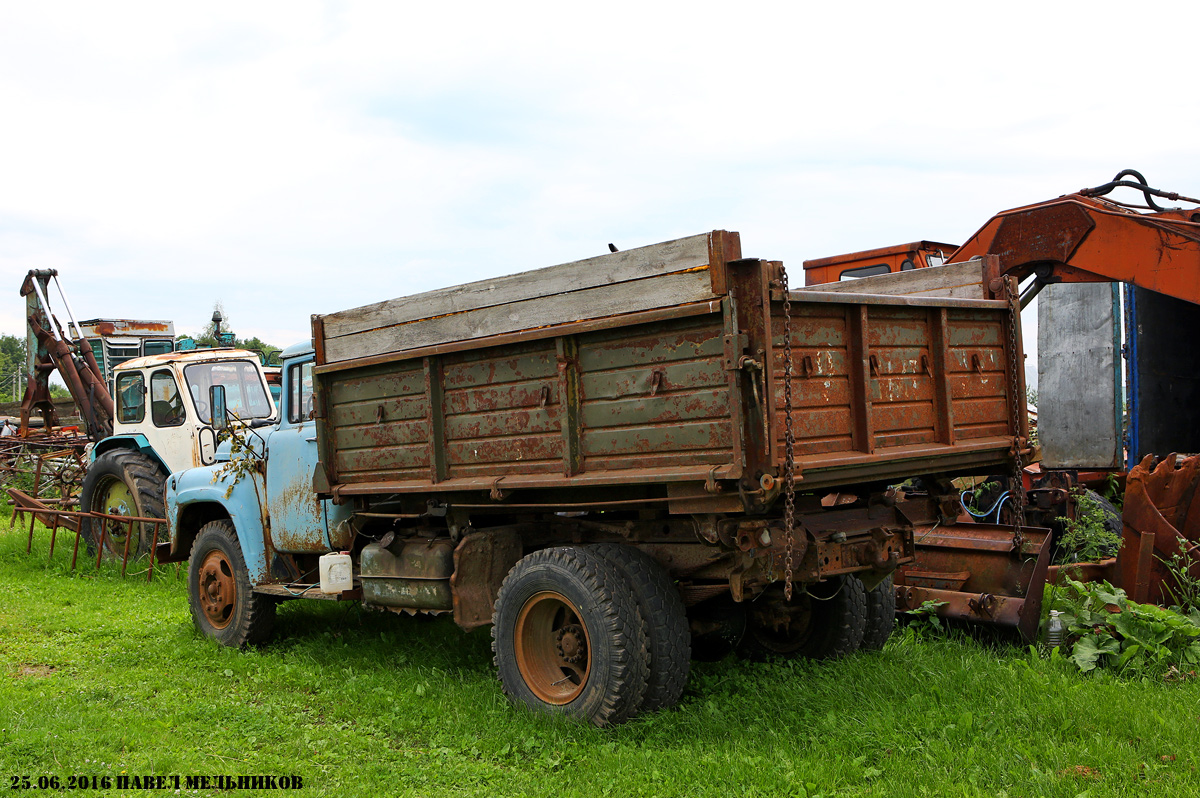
[491,547,650,727]
[187,520,275,647]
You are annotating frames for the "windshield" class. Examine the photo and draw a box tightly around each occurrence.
[183,360,274,423]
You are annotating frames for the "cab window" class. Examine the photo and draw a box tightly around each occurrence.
[287,361,314,424]
[150,370,186,427]
[116,372,145,423]
[183,361,274,424]
[839,263,891,281]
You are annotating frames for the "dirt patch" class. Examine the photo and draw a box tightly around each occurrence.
[1058,765,1101,780]
[13,664,57,678]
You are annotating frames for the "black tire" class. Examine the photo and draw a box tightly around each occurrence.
[491,546,650,727]
[79,449,167,558]
[188,520,275,647]
[858,574,896,651]
[591,543,690,713]
[1086,489,1123,540]
[739,575,866,660]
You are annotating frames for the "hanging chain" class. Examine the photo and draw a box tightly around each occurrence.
[779,264,797,600]
[1003,277,1026,549]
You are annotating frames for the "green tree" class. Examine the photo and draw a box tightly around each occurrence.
[178,304,281,363]
[0,334,26,401]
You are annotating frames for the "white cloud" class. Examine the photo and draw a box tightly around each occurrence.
[0,0,1197,351]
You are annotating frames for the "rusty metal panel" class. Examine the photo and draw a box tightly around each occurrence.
[441,343,563,477]
[864,306,938,449]
[327,360,430,483]
[771,304,854,456]
[945,310,1010,441]
[577,316,734,470]
[770,297,1014,485]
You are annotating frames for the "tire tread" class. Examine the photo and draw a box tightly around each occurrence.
[591,543,690,713]
[859,574,896,651]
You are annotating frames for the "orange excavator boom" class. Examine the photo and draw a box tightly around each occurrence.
[952,169,1200,308]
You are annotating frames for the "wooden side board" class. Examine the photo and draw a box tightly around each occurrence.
[318,232,738,364]
[803,258,994,300]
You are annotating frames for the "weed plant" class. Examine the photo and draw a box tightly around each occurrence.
[3,512,1200,796]
[1055,490,1122,565]
[1045,578,1200,677]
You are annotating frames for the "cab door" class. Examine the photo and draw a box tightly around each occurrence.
[265,356,335,552]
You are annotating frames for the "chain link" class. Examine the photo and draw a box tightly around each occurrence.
[779,265,797,600]
[1003,277,1026,548]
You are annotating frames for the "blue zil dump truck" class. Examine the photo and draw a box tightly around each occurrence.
[164,231,1026,725]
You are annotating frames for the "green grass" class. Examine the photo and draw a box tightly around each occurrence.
[2,514,1199,797]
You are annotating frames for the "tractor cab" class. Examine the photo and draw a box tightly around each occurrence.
[104,348,277,476]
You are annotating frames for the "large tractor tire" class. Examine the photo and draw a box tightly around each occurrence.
[591,543,690,713]
[188,520,276,648]
[739,575,866,660]
[491,546,650,727]
[858,574,896,651]
[79,449,167,558]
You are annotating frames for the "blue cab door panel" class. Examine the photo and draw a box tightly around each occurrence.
[265,419,333,552]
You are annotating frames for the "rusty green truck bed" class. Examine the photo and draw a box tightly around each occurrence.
[311,231,1021,512]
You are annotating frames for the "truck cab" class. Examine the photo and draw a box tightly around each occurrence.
[165,343,354,645]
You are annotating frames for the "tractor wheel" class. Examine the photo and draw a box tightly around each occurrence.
[858,574,896,651]
[739,575,866,660]
[188,520,275,647]
[79,449,166,558]
[491,547,650,727]
[591,543,690,713]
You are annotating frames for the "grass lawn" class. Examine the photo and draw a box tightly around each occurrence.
[2,514,1198,797]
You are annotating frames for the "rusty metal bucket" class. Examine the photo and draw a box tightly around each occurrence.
[1117,453,1200,605]
[895,522,1052,642]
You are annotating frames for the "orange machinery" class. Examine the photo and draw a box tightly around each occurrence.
[802,170,1200,631]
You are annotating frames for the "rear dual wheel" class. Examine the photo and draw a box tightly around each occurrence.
[492,544,689,726]
[591,543,690,713]
[493,546,648,727]
[739,575,867,660]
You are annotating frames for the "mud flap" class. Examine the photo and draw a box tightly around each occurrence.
[450,526,524,630]
[894,523,1052,642]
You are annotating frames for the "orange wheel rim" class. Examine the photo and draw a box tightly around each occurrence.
[197,549,236,629]
[513,591,591,704]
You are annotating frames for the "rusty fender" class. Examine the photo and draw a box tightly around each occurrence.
[164,463,273,583]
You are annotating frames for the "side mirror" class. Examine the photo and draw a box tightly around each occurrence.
[210,384,228,430]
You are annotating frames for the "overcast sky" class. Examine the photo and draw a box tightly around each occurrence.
[2,1,1198,365]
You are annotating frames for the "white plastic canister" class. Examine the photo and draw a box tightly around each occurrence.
[319,552,353,594]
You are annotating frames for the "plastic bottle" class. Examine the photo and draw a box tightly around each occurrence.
[319,552,353,594]
[1045,610,1064,648]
